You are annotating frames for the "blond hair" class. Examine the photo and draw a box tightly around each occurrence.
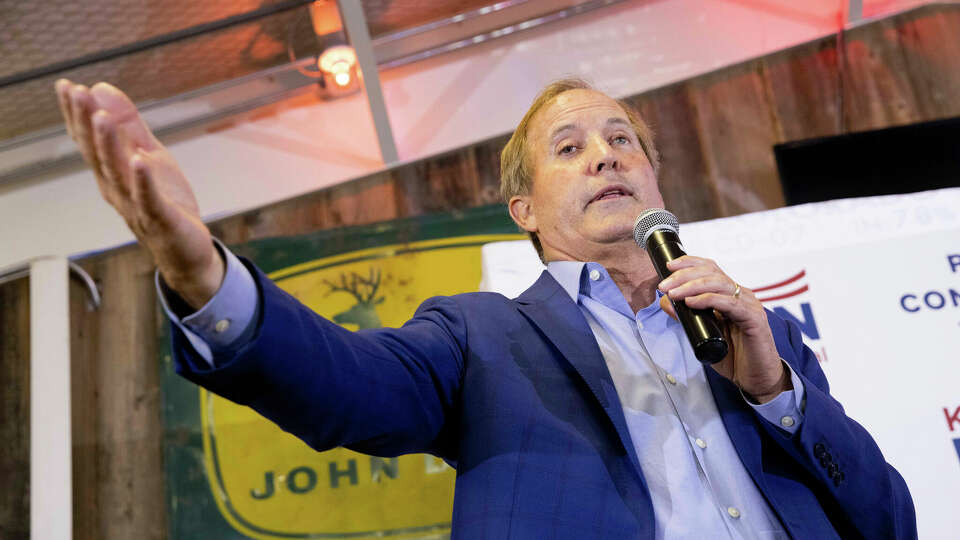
[500,78,660,260]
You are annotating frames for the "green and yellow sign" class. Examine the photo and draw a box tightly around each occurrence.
[162,205,522,539]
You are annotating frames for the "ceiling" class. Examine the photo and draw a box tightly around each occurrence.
[0,0,497,142]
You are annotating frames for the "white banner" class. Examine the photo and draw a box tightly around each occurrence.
[479,188,960,539]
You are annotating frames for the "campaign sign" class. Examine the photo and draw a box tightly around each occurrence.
[161,205,522,539]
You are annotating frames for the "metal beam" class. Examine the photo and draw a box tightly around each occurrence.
[373,0,623,69]
[337,0,399,164]
[848,0,863,23]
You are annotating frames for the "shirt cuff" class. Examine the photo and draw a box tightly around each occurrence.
[155,238,260,367]
[743,360,806,435]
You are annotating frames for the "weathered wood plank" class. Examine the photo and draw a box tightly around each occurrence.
[394,147,486,217]
[891,7,960,122]
[629,85,723,223]
[0,277,30,540]
[839,11,924,131]
[764,39,843,141]
[473,135,511,205]
[71,248,167,540]
[208,170,401,245]
[70,268,101,539]
[686,61,786,216]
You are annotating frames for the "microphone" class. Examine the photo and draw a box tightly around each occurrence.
[633,208,728,364]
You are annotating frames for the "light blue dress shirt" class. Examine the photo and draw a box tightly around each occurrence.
[158,247,805,539]
[156,239,259,365]
[546,261,803,540]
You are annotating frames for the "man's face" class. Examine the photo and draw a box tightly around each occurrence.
[510,89,664,261]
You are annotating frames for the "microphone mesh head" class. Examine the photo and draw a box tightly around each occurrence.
[633,208,680,249]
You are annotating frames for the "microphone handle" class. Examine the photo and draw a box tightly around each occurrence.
[645,230,728,364]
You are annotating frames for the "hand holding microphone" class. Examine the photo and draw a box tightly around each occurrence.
[633,209,728,364]
[634,209,790,402]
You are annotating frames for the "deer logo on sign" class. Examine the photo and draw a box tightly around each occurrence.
[323,268,385,329]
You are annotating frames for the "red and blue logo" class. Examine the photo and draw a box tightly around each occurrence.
[751,269,827,363]
[944,405,960,466]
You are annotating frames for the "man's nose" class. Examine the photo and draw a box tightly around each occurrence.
[592,143,619,173]
[596,156,619,173]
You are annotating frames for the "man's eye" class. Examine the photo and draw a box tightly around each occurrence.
[559,145,577,155]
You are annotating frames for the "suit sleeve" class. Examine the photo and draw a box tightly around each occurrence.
[169,257,466,459]
[763,311,917,539]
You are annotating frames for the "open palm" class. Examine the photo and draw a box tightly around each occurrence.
[56,80,222,307]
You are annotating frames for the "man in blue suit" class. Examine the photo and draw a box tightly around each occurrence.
[56,77,915,538]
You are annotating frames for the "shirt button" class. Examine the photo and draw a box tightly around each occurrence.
[589,269,601,281]
[214,319,231,333]
[780,415,795,428]
[665,373,677,385]
[727,507,741,519]
[695,438,707,449]
[636,320,644,330]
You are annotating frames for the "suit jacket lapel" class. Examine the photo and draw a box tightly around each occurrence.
[516,271,646,481]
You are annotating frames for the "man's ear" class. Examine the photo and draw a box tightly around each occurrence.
[508,194,537,233]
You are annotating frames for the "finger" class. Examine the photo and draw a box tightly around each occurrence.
[659,295,678,321]
[682,291,759,325]
[664,274,738,301]
[69,85,104,172]
[91,110,133,200]
[130,151,173,228]
[665,255,718,272]
[55,79,75,139]
[90,82,159,151]
[658,264,720,293]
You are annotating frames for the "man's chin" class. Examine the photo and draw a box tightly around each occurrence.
[588,208,640,230]
[587,222,637,245]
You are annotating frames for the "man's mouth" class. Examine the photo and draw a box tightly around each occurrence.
[589,184,633,204]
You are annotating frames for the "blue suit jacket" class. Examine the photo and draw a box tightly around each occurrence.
[172,259,916,539]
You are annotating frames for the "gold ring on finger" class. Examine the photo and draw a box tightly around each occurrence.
[733,283,742,299]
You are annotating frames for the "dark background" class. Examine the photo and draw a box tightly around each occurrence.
[776,115,960,205]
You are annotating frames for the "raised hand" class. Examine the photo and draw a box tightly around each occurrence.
[55,79,223,309]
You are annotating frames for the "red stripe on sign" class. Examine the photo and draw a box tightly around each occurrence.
[752,269,806,292]
[757,284,809,302]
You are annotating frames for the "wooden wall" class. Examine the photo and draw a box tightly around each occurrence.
[629,3,960,223]
[0,277,29,540]
[69,251,167,540]
[0,4,958,538]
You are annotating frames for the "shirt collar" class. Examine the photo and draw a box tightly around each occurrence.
[544,261,586,303]
[546,261,656,319]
